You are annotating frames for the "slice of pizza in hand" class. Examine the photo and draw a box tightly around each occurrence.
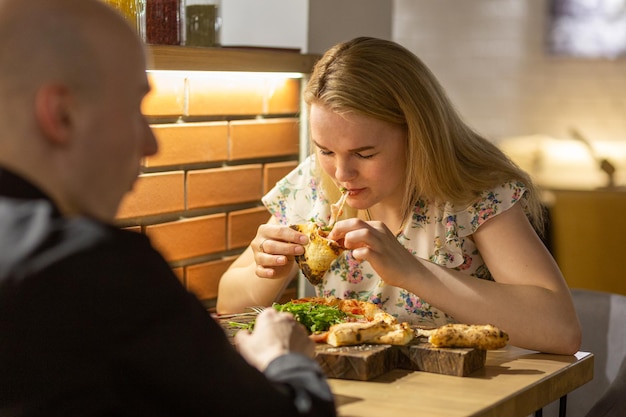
[289,188,349,285]
[418,323,509,350]
[289,222,345,285]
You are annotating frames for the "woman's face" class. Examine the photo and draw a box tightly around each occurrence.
[310,103,407,211]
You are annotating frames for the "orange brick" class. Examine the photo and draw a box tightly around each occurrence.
[145,214,226,262]
[267,78,300,114]
[187,165,263,209]
[228,207,270,249]
[187,74,264,116]
[143,72,186,117]
[186,257,236,301]
[263,161,298,194]
[117,172,185,220]
[229,118,299,160]
[145,122,229,168]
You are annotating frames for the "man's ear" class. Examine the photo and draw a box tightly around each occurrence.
[34,84,74,145]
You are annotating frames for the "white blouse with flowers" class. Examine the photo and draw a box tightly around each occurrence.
[262,155,528,327]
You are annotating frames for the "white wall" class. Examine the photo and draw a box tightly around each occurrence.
[220,0,309,50]
[219,0,392,54]
[307,0,392,54]
[392,0,626,145]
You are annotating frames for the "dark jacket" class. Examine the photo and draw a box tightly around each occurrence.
[0,169,335,417]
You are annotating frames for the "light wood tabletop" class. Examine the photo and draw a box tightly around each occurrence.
[328,346,593,417]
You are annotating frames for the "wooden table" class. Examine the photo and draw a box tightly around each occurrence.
[327,347,593,417]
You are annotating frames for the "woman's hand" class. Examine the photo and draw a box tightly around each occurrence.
[217,217,305,314]
[252,222,309,279]
[328,218,419,288]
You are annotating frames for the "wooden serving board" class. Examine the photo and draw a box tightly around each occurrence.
[218,317,486,381]
[315,337,486,381]
[315,344,399,381]
[397,340,486,377]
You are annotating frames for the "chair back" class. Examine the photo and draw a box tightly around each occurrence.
[542,288,626,417]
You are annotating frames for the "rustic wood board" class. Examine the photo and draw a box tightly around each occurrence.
[218,317,486,381]
[396,341,486,377]
[315,344,398,381]
[315,338,486,381]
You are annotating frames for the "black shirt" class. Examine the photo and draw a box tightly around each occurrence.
[0,169,335,417]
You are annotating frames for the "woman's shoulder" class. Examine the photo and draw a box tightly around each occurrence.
[407,181,527,234]
[399,181,527,268]
[270,155,318,194]
[453,180,528,233]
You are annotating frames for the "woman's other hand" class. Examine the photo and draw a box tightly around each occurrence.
[328,218,418,288]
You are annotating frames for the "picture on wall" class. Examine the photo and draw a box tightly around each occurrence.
[548,0,626,58]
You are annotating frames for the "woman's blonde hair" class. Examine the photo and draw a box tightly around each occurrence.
[304,37,544,232]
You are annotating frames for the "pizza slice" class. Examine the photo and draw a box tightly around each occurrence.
[288,296,395,324]
[326,321,414,347]
[289,189,349,285]
[336,298,396,325]
[417,323,509,350]
[289,223,345,285]
[275,297,415,347]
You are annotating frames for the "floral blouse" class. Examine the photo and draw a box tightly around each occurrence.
[262,155,528,327]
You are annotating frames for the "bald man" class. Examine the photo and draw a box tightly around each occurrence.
[0,1,335,416]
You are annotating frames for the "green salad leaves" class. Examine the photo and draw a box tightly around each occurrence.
[228,301,348,334]
[273,301,348,333]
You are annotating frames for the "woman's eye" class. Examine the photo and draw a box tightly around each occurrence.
[317,147,375,159]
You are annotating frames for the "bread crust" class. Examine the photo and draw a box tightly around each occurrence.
[326,321,414,347]
[290,223,345,284]
[427,324,509,350]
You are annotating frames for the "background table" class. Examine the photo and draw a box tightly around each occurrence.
[328,347,593,417]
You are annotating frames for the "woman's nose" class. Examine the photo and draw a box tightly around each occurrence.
[334,158,356,182]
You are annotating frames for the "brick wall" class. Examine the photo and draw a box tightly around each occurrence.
[116,71,302,310]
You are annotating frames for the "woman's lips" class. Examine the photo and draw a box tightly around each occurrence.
[344,188,366,197]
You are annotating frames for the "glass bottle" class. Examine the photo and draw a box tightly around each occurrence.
[185,0,221,47]
[145,0,181,45]
[101,0,141,33]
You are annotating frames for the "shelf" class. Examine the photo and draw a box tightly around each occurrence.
[146,45,320,73]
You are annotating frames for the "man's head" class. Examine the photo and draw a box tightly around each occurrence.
[0,0,157,222]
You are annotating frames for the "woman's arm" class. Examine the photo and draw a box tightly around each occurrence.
[455,203,581,354]
[331,204,582,354]
[216,216,305,314]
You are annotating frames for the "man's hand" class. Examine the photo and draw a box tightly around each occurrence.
[235,308,314,371]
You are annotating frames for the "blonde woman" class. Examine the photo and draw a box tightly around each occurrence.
[218,37,581,355]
